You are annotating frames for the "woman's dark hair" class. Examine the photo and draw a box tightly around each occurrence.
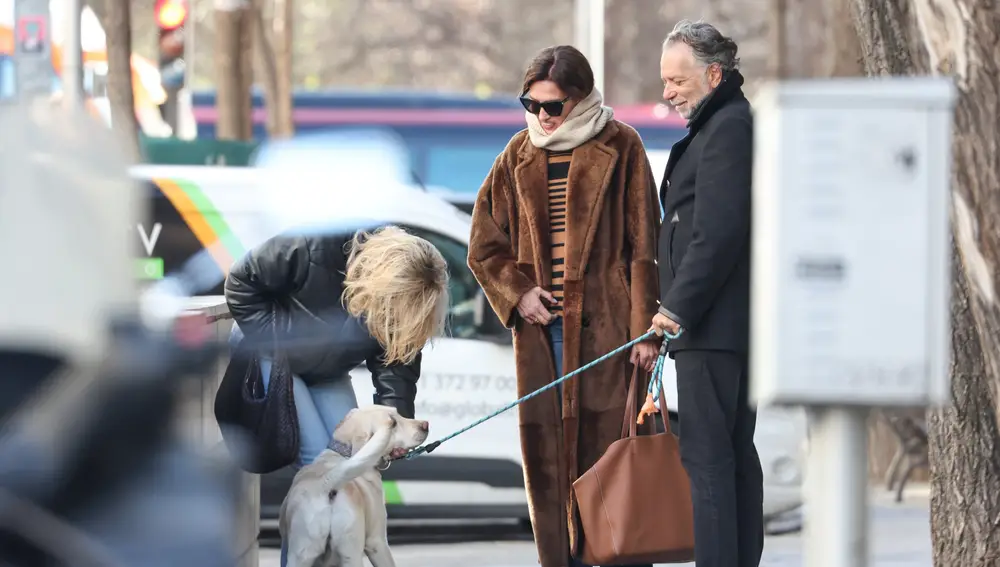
[521,45,595,100]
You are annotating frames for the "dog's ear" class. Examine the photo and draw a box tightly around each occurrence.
[332,408,366,446]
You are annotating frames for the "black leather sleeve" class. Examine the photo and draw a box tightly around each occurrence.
[365,352,421,419]
[224,234,311,340]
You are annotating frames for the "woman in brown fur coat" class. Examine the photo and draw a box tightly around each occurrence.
[467,45,662,567]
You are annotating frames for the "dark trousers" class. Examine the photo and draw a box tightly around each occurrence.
[546,319,651,567]
[673,349,764,567]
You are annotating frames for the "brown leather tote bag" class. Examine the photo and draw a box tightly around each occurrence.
[573,365,695,565]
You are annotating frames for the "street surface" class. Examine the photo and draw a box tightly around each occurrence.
[259,486,931,567]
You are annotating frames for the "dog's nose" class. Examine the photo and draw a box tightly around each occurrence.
[418,421,429,432]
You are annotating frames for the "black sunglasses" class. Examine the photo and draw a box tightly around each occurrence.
[519,95,570,117]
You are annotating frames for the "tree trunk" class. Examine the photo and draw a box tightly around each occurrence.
[770,0,863,79]
[273,0,294,137]
[252,0,280,137]
[252,0,293,138]
[214,0,253,141]
[85,0,107,24]
[928,244,1000,565]
[238,4,255,140]
[848,0,1000,564]
[100,0,139,159]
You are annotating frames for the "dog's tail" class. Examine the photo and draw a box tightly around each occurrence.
[321,426,393,494]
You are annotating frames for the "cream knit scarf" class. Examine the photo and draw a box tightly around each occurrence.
[525,87,614,151]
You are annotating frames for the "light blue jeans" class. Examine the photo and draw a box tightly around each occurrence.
[229,325,359,465]
[547,316,565,393]
[259,359,359,467]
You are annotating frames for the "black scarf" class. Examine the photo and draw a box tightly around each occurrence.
[685,69,746,131]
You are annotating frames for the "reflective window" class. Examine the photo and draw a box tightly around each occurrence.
[424,145,501,195]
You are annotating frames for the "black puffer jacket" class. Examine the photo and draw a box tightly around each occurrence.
[224,226,420,418]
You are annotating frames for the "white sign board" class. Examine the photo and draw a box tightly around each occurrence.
[750,77,956,407]
[13,0,53,99]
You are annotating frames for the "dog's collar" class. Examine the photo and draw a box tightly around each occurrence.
[327,439,392,471]
[328,439,352,459]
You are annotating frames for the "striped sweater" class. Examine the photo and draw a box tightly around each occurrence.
[547,150,571,313]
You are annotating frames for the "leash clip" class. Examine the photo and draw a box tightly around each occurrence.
[395,440,442,462]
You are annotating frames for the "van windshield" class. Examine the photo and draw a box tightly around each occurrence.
[423,144,499,196]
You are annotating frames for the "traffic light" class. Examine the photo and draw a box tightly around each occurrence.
[156,0,187,89]
[156,0,188,133]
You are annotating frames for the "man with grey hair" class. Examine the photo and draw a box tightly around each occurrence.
[649,19,764,567]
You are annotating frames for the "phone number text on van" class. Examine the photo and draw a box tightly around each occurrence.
[426,373,517,393]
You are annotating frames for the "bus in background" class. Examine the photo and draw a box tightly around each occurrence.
[189,89,684,211]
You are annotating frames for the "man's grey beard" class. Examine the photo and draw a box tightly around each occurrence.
[681,76,715,120]
[685,95,710,119]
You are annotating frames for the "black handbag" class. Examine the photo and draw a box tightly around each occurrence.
[214,315,299,474]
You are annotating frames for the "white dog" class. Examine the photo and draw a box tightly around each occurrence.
[279,405,430,567]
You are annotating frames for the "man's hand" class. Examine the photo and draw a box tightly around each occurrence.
[517,286,557,325]
[630,341,659,372]
[649,312,681,336]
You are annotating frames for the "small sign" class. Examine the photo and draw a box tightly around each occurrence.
[16,16,47,54]
[136,257,165,280]
[12,0,53,99]
[750,78,956,408]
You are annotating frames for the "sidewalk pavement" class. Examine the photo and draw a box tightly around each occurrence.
[259,485,933,567]
[760,485,931,567]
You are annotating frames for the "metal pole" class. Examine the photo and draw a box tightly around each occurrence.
[588,0,604,97]
[805,407,869,567]
[573,0,590,58]
[186,0,196,86]
[62,0,85,107]
[573,0,605,96]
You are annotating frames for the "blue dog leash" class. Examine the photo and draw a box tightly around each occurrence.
[646,338,672,400]
[396,327,681,461]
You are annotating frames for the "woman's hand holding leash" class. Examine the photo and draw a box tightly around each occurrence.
[630,341,658,372]
[637,335,676,425]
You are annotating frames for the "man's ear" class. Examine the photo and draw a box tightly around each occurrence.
[707,63,723,89]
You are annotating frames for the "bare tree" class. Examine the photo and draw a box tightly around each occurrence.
[214,0,254,140]
[846,0,1000,564]
[769,0,862,78]
[85,0,106,22]
[97,0,140,158]
[272,0,294,136]
[252,0,281,136]
[604,0,669,105]
[252,0,294,138]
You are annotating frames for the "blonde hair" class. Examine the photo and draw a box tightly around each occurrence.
[342,226,450,366]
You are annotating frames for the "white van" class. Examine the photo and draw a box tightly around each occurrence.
[130,162,805,530]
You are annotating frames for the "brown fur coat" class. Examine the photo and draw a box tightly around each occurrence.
[467,120,661,567]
